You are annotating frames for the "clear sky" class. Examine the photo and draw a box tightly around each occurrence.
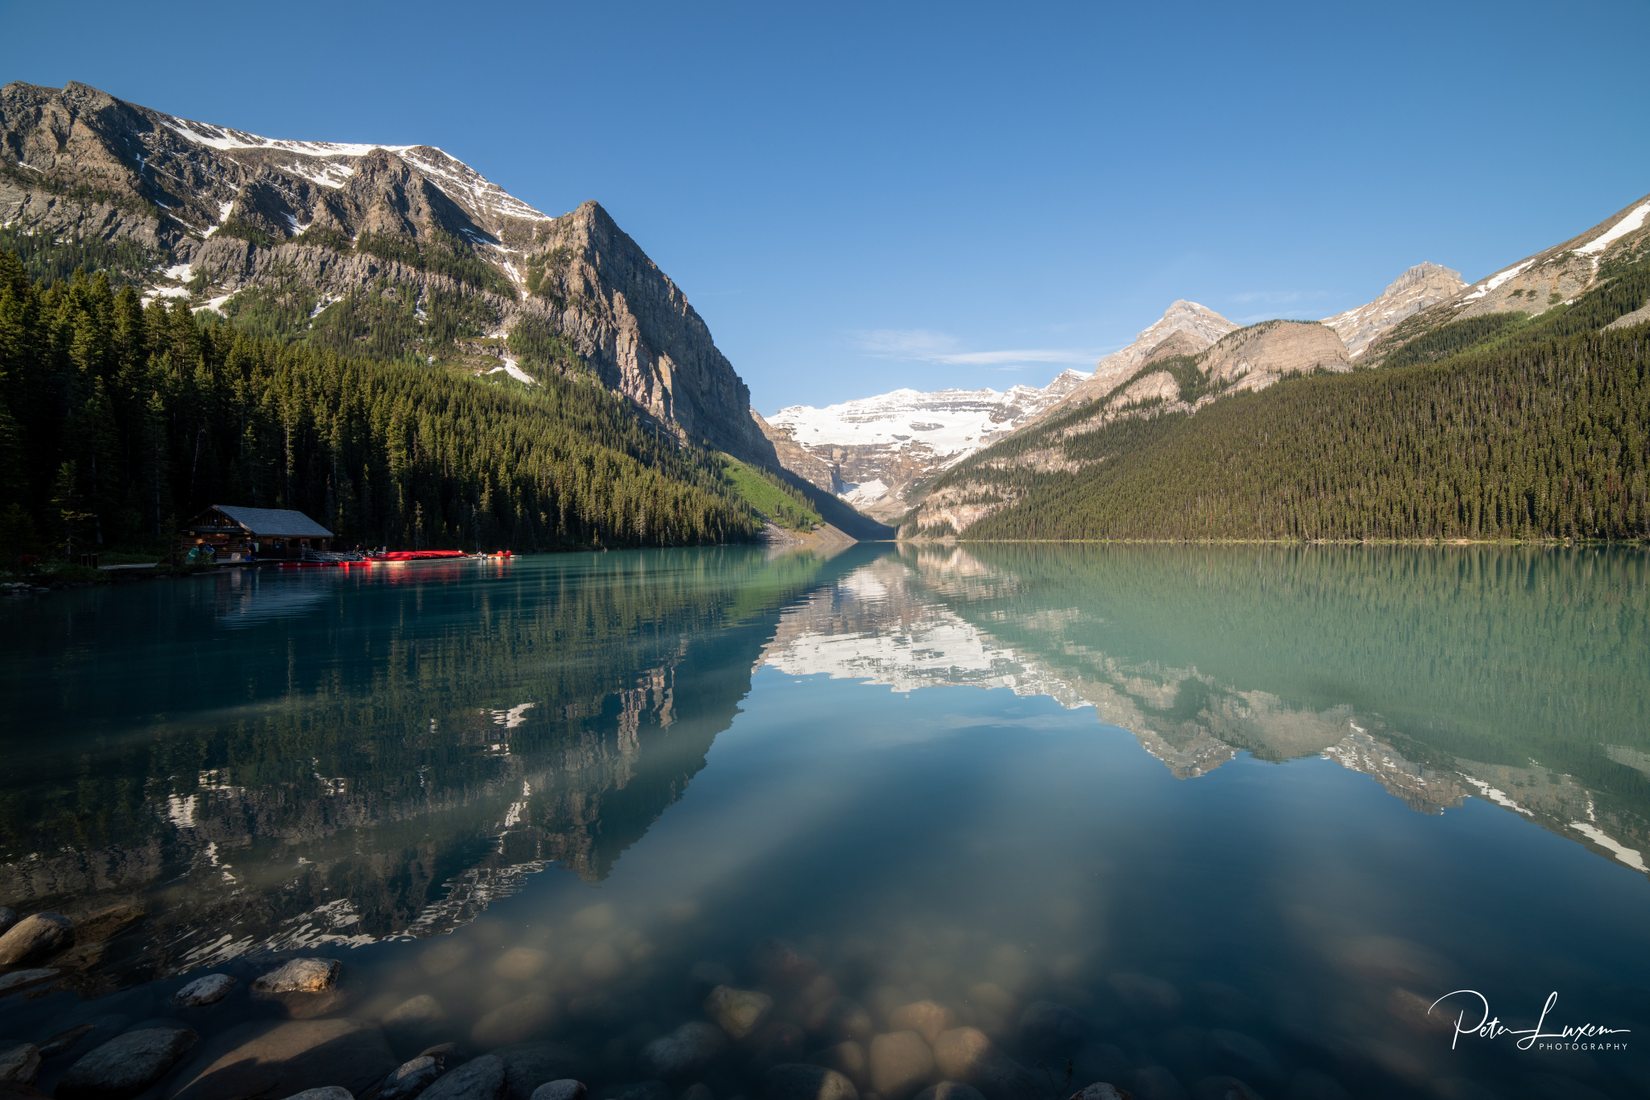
[4,0,1648,410]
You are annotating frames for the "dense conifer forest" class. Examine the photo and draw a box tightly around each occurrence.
[928,257,1650,543]
[0,251,766,558]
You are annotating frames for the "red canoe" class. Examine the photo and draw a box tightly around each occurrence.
[376,549,468,561]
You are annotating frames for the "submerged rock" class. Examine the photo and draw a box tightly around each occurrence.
[169,1018,395,1100]
[762,1063,859,1100]
[703,985,772,1040]
[254,958,341,994]
[528,1082,587,1100]
[472,994,556,1047]
[869,1030,935,1099]
[385,993,446,1030]
[421,1054,505,1100]
[1018,1000,1092,1057]
[174,974,237,1007]
[495,1041,581,1100]
[57,1025,198,1098]
[0,968,57,995]
[0,912,73,967]
[888,1001,952,1045]
[0,909,16,936]
[642,1021,726,1079]
[916,1086,985,1100]
[1067,1087,1128,1100]
[379,1054,443,1099]
[0,1042,40,1084]
[283,1090,356,1100]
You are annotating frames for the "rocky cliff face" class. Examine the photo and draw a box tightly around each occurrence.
[1321,262,1465,357]
[1031,299,1237,426]
[761,371,1085,520]
[0,80,774,463]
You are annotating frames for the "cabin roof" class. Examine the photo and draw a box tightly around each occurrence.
[205,505,334,539]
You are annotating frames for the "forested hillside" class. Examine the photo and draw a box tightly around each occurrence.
[923,256,1650,543]
[0,251,764,557]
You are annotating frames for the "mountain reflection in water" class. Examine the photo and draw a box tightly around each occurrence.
[0,544,1646,1099]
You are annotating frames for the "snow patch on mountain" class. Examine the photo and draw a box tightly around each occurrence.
[770,371,1085,462]
[1575,198,1650,257]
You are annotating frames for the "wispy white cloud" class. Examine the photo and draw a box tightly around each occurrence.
[851,328,1099,367]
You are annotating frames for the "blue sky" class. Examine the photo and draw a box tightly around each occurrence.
[4,1,1648,410]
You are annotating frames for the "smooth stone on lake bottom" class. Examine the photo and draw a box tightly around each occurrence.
[472,993,556,1047]
[0,912,73,967]
[385,993,446,1029]
[421,1054,506,1100]
[763,1062,859,1100]
[254,957,341,993]
[379,1054,443,1099]
[1018,1000,1091,1055]
[869,1030,935,1099]
[174,973,237,1006]
[283,1090,356,1100]
[495,1041,582,1100]
[529,1081,588,1100]
[0,968,57,995]
[169,1018,396,1100]
[916,1085,986,1100]
[888,1001,952,1044]
[642,1020,727,1078]
[0,1041,40,1084]
[1068,1086,1128,1100]
[703,985,773,1040]
[57,1025,199,1098]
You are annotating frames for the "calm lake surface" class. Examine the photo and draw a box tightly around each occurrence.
[1,545,1647,1099]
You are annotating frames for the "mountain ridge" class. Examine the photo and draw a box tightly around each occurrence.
[0,80,779,467]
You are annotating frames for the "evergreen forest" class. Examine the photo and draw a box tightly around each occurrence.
[0,251,769,559]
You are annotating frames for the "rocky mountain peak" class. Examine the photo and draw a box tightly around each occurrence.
[1322,262,1465,358]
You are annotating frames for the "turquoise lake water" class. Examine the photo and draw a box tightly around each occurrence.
[0,544,1646,1098]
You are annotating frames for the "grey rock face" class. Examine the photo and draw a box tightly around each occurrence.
[174,973,237,1006]
[0,1041,40,1084]
[528,1082,588,1100]
[253,957,341,993]
[0,911,73,966]
[379,1054,443,1099]
[420,1054,505,1100]
[1067,1086,1129,1100]
[57,1025,198,1098]
[642,1020,727,1079]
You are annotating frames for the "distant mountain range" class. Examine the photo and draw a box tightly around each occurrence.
[769,263,1468,518]
[902,190,1650,541]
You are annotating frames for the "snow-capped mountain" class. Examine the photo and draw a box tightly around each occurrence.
[761,370,1085,519]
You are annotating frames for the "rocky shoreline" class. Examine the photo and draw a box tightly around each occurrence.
[0,906,1249,1100]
